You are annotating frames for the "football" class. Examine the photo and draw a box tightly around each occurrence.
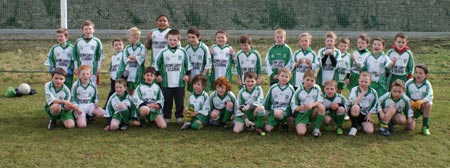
[17,83,31,95]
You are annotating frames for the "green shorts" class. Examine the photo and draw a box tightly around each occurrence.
[348,72,360,90]
[371,82,387,96]
[337,82,346,90]
[266,110,290,127]
[127,81,140,91]
[111,110,131,123]
[44,104,74,121]
[235,110,257,123]
[192,114,208,125]
[294,108,315,125]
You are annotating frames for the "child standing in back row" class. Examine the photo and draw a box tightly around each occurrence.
[155,29,192,124]
[145,15,171,67]
[185,26,212,92]
[104,38,125,108]
[335,37,351,94]
[362,37,392,96]
[346,33,371,90]
[210,29,235,87]
[73,20,104,85]
[265,29,293,86]
[45,28,75,88]
[290,32,318,90]
[124,27,146,94]
[386,32,414,90]
[235,34,262,86]
[317,31,341,89]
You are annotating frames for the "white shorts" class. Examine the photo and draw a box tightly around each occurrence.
[76,103,95,117]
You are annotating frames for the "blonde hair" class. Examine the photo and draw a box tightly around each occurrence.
[127,27,141,38]
[325,31,337,41]
[275,29,286,37]
[391,79,405,91]
[299,32,312,41]
[360,71,371,81]
[358,33,371,44]
[303,70,317,80]
[56,28,69,38]
[324,80,337,89]
[277,67,291,76]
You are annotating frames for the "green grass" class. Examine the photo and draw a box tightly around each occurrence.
[0,38,450,167]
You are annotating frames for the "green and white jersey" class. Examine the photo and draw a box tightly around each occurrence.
[109,51,126,80]
[350,49,370,74]
[209,90,237,111]
[362,52,392,83]
[45,42,74,73]
[150,28,171,67]
[124,42,146,83]
[105,92,136,118]
[265,44,293,80]
[335,52,351,83]
[386,48,414,76]
[210,44,234,81]
[133,82,164,109]
[264,83,295,113]
[235,48,262,82]
[73,36,104,73]
[187,90,210,116]
[45,81,71,106]
[290,84,324,113]
[290,47,318,87]
[155,46,192,88]
[236,85,264,116]
[317,47,341,86]
[71,79,99,106]
[185,41,212,78]
[405,78,433,105]
[348,86,379,115]
[378,92,413,117]
[323,93,348,112]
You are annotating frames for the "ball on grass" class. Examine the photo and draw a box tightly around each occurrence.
[17,83,31,95]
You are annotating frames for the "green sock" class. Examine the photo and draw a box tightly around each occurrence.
[222,108,233,123]
[314,114,325,129]
[256,115,264,128]
[336,113,345,128]
[423,117,429,128]
[380,120,388,128]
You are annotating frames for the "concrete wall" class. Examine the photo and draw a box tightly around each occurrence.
[1,0,449,31]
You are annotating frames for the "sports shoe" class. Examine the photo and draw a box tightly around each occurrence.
[282,124,289,132]
[325,124,332,131]
[47,120,56,130]
[209,119,217,126]
[348,127,357,136]
[164,118,170,124]
[388,122,396,132]
[313,128,321,137]
[218,122,226,131]
[336,128,343,135]
[140,119,148,129]
[379,127,391,137]
[344,115,350,120]
[256,128,266,136]
[176,118,183,124]
[120,124,129,130]
[86,115,95,123]
[181,123,191,130]
[422,126,430,135]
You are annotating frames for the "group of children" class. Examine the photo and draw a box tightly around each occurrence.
[43,15,434,137]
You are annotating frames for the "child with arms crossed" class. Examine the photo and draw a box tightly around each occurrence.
[124,27,147,93]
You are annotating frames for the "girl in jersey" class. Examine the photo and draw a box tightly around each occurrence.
[145,15,171,67]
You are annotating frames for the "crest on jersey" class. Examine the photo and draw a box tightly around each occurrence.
[178,56,182,60]
[91,46,95,50]
[165,56,170,61]
[251,60,256,64]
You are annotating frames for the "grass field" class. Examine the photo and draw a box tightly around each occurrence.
[0,37,449,167]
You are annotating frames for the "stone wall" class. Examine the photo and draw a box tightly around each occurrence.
[1,0,449,31]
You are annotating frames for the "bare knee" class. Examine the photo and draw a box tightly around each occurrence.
[226,102,234,109]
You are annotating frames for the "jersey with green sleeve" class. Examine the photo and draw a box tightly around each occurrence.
[348,86,379,115]
[323,93,348,111]
[70,79,99,106]
[133,82,165,109]
[150,28,171,67]
[362,52,392,83]
[265,44,292,80]
[378,92,413,117]
[104,92,136,118]
[73,36,104,73]
[45,81,71,106]
[264,83,295,113]
[335,52,351,83]
[350,49,370,74]
[290,84,324,113]
[405,78,433,104]
[235,48,262,82]
[210,44,234,81]
[209,90,237,111]
[45,42,74,73]
[187,90,210,116]
[236,85,264,116]
[155,46,192,88]
[185,41,212,78]
[317,47,341,86]
[124,42,146,83]
[387,49,414,76]
[110,51,125,80]
[291,48,318,87]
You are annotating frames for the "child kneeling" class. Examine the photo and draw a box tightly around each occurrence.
[104,79,136,131]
